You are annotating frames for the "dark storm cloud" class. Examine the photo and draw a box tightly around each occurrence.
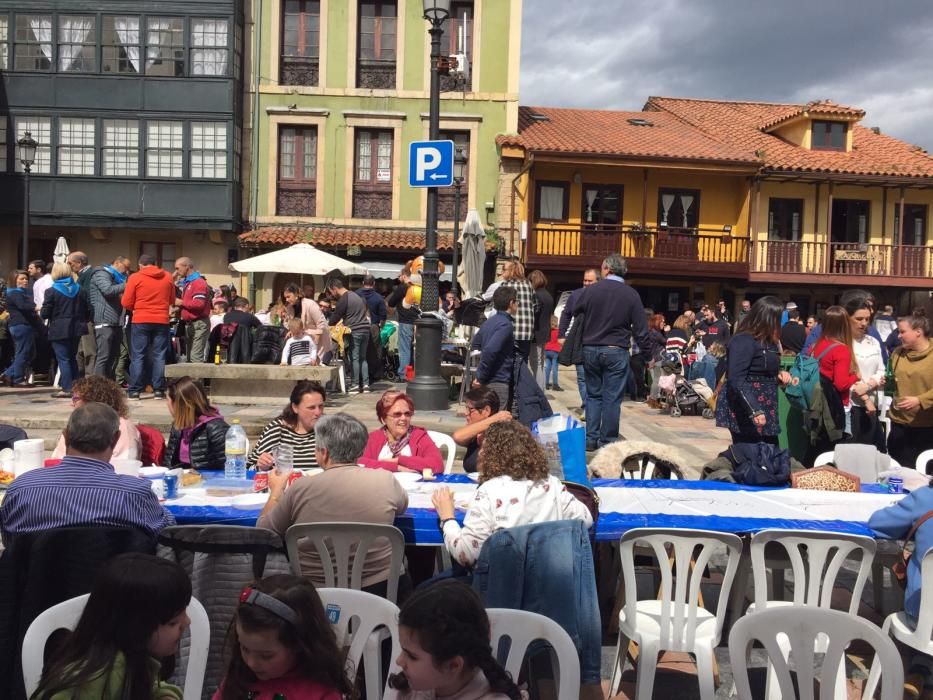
[520,0,933,150]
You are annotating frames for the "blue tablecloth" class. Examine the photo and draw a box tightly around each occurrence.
[166,473,899,544]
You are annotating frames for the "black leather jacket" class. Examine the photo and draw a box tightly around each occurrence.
[163,416,229,470]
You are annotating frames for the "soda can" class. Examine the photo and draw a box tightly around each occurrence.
[164,473,179,499]
[889,475,904,494]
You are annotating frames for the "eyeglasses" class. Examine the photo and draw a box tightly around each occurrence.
[388,411,413,418]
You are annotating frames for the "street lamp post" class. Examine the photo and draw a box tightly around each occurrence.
[450,145,467,294]
[17,131,38,269]
[407,0,451,411]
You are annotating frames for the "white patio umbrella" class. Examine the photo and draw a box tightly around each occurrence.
[459,209,487,297]
[230,243,369,276]
[52,236,70,264]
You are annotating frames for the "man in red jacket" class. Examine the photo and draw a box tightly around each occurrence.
[121,254,175,399]
[173,256,212,363]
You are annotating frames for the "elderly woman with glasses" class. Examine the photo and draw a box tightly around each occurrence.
[51,375,141,461]
[359,390,444,474]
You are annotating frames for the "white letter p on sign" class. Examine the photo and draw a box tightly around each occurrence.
[416,147,441,182]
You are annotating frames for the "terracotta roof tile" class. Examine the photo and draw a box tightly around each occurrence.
[759,100,865,130]
[238,226,496,251]
[496,106,759,166]
[646,96,933,179]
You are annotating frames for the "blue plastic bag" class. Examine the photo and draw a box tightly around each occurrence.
[531,415,590,487]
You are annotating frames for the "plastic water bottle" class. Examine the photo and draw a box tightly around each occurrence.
[224,420,248,480]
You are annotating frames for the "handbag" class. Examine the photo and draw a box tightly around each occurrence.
[891,510,933,589]
[728,442,791,487]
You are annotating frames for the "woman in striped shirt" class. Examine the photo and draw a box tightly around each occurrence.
[248,381,326,471]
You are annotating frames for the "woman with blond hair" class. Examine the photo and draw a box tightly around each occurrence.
[51,375,141,460]
[431,419,592,568]
[498,259,538,366]
[41,262,88,398]
[162,376,229,470]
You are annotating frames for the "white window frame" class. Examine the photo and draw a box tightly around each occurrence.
[0,15,9,70]
[190,17,229,76]
[102,119,139,177]
[14,116,52,174]
[190,121,227,179]
[58,117,96,175]
[145,120,183,178]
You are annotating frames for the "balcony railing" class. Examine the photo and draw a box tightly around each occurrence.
[529,225,749,270]
[753,240,933,278]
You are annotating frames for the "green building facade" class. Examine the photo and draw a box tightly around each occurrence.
[241,0,521,281]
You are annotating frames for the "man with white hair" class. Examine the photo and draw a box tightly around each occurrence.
[174,257,212,363]
[258,413,409,598]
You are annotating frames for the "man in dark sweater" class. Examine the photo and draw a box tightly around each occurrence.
[558,268,599,407]
[357,275,388,380]
[779,308,806,354]
[223,297,262,330]
[386,268,417,380]
[573,254,649,450]
[327,279,372,392]
[471,286,516,413]
[696,304,731,348]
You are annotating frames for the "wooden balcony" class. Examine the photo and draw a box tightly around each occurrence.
[526,225,749,278]
[751,240,933,288]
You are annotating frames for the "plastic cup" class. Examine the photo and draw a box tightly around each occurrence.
[274,445,294,477]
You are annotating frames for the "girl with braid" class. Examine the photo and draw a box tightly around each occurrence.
[389,581,525,699]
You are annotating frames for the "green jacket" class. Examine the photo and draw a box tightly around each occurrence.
[38,653,183,700]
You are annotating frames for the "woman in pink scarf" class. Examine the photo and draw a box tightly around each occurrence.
[360,390,443,474]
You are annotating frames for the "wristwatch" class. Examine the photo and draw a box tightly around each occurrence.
[437,517,456,533]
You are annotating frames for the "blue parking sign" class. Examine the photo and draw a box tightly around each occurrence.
[408,140,454,188]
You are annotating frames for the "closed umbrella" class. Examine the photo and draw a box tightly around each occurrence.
[52,236,70,264]
[460,209,486,297]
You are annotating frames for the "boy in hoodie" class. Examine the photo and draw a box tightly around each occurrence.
[121,254,175,399]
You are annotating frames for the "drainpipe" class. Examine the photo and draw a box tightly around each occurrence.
[509,153,534,256]
[249,0,264,228]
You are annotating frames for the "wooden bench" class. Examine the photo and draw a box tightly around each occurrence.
[165,363,343,405]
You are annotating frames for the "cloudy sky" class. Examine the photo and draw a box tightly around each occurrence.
[520,0,933,151]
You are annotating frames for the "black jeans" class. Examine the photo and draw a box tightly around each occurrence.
[888,422,933,469]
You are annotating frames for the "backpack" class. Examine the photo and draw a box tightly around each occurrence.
[785,341,839,412]
[728,442,791,487]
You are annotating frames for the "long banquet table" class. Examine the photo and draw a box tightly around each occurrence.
[164,473,902,545]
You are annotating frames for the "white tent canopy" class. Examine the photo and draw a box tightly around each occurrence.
[230,243,368,276]
[360,260,452,282]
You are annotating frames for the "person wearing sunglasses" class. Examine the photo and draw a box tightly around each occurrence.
[50,375,141,462]
[451,386,512,474]
[359,390,444,474]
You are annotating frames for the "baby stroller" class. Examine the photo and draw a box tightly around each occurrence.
[657,349,704,417]
[380,321,400,381]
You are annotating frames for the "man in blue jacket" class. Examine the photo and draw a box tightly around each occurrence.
[356,275,388,380]
[471,286,516,413]
[573,254,649,451]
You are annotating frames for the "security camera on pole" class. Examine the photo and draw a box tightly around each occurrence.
[407,0,453,411]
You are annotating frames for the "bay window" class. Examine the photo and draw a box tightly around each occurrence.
[58,118,96,175]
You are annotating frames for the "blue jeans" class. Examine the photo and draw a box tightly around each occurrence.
[397,322,413,376]
[544,350,560,385]
[5,324,34,383]
[576,364,587,404]
[129,323,169,393]
[583,345,630,448]
[349,330,370,388]
[52,337,80,392]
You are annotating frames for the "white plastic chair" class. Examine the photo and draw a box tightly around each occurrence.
[729,606,903,700]
[284,522,406,603]
[426,430,456,474]
[746,529,876,700]
[864,547,933,698]
[813,451,835,467]
[286,523,405,698]
[23,594,210,700]
[916,449,933,475]
[318,588,401,700]
[608,528,743,700]
[487,608,581,699]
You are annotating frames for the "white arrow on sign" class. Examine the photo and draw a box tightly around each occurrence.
[429,173,446,180]
[415,147,442,181]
